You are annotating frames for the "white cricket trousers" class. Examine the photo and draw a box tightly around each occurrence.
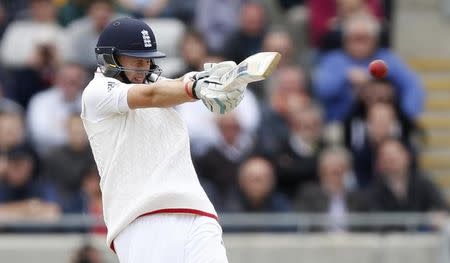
[114,214,229,263]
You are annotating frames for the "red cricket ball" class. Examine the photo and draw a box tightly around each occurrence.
[369,59,388,79]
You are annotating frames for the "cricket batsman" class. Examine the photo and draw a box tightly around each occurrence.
[81,17,245,262]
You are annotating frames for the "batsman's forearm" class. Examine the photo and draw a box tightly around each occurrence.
[127,79,196,109]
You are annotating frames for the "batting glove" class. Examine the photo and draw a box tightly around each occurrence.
[192,62,245,114]
[193,77,244,114]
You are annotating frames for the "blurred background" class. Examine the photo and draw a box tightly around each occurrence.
[0,0,449,262]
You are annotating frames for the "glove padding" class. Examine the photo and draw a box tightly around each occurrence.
[194,79,244,114]
[192,62,246,114]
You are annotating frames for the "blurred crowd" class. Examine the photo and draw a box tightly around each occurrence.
[0,0,446,238]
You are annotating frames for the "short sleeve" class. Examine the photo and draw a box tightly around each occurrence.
[82,77,134,122]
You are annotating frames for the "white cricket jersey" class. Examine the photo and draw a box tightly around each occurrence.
[80,70,217,251]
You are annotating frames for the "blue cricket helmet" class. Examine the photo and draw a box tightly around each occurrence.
[95,17,166,83]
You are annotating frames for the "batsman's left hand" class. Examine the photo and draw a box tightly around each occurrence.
[186,62,246,114]
[193,77,244,114]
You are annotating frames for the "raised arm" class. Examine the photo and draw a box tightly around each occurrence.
[127,78,196,109]
[386,53,425,119]
[128,63,246,113]
[129,62,246,114]
[82,64,246,123]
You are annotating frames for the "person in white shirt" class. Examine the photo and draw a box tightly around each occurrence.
[81,17,245,263]
[176,89,260,157]
[27,63,86,156]
[63,0,116,71]
[0,0,63,68]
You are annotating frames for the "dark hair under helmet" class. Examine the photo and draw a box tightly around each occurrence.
[95,17,166,83]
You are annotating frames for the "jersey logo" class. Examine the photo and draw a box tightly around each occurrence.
[141,30,152,48]
[107,82,118,92]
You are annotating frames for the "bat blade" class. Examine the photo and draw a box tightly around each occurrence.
[220,52,281,91]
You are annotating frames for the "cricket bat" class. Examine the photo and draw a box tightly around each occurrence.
[220,52,281,91]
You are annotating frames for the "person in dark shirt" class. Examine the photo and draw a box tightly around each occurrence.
[170,29,209,78]
[363,138,448,212]
[272,103,325,200]
[350,102,415,187]
[262,29,297,68]
[0,145,60,221]
[222,2,267,63]
[256,66,311,158]
[0,111,26,153]
[195,112,255,210]
[343,79,420,152]
[224,156,291,213]
[65,164,106,234]
[295,146,360,231]
[42,114,94,212]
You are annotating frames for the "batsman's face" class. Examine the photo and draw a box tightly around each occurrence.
[117,55,152,84]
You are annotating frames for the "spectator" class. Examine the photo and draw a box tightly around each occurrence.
[63,0,115,70]
[27,63,86,156]
[295,147,359,231]
[177,86,260,158]
[343,79,420,153]
[319,0,390,52]
[223,2,267,63]
[260,28,303,100]
[1,0,63,107]
[262,29,296,67]
[195,0,243,53]
[0,112,26,153]
[365,103,402,144]
[0,145,60,221]
[308,0,383,47]
[163,0,196,24]
[225,156,291,212]
[362,138,447,213]
[313,14,424,122]
[195,113,255,210]
[57,0,91,27]
[80,165,105,234]
[271,104,325,200]
[0,82,23,114]
[1,0,63,68]
[42,114,94,212]
[171,30,209,78]
[177,55,261,157]
[351,103,411,187]
[1,0,29,21]
[71,244,104,263]
[257,65,310,156]
[117,0,169,18]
